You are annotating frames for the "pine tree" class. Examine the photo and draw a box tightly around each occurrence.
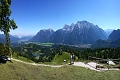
[0,0,17,60]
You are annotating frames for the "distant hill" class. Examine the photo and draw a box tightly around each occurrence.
[91,39,120,48]
[108,29,120,41]
[91,29,120,48]
[91,39,110,48]
[10,35,20,43]
[0,34,5,39]
[0,37,5,44]
[50,21,107,44]
[0,34,20,43]
[29,28,54,42]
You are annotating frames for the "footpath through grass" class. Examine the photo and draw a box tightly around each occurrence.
[0,61,120,80]
[12,56,34,63]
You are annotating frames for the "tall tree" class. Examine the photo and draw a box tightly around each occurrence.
[0,0,17,60]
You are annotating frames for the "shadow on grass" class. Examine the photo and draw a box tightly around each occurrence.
[8,60,13,63]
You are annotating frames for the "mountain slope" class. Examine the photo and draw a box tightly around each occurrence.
[108,29,120,41]
[91,29,120,48]
[91,39,120,48]
[30,28,54,42]
[50,21,107,44]
[104,29,114,37]
[50,29,64,43]
[50,24,74,43]
[0,37,5,44]
[65,21,107,44]
[0,34,20,43]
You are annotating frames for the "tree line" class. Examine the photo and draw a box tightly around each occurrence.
[1,42,120,62]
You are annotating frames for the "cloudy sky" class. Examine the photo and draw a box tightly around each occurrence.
[2,0,120,37]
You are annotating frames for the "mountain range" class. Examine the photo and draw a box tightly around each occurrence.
[30,21,107,44]
[0,20,119,47]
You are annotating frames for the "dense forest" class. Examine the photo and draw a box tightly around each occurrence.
[91,39,120,48]
[0,42,120,63]
[13,43,120,62]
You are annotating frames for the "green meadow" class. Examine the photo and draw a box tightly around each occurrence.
[0,61,120,80]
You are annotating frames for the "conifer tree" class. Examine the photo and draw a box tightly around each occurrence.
[0,0,17,59]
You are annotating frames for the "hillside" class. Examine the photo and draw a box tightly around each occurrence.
[91,29,120,48]
[0,34,20,43]
[0,61,120,80]
[52,52,70,64]
[104,29,114,37]
[0,37,5,44]
[108,29,120,41]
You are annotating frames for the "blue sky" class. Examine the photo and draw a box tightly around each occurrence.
[2,0,120,37]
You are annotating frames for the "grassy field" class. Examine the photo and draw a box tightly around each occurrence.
[51,52,70,64]
[13,56,34,63]
[40,42,54,47]
[0,61,120,80]
[24,42,54,46]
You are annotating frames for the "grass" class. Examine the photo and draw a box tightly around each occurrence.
[12,52,34,63]
[0,61,120,80]
[51,52,70,64]
[12,56,34,63]
[40,42,54,47]
[24,42,54,46]
[12,52,70,65]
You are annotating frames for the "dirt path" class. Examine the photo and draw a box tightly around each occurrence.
[73,62,101,71]
[73,62,120,71]
[10,58,119,71]
[11,58,65,68]
[10,58,100,71]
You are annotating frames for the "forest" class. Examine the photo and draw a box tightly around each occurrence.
[0,42,120,63]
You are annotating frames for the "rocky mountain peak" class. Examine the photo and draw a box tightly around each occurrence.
[62,24,74,32]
